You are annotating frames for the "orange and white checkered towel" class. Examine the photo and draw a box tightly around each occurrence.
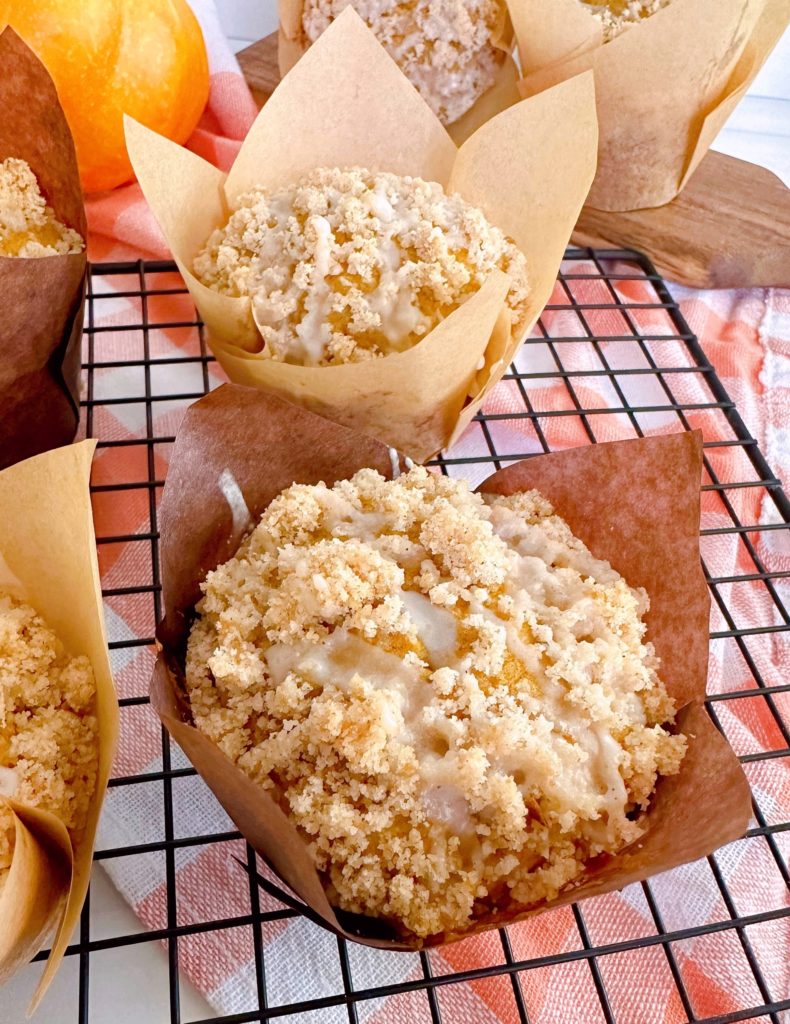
[87,4,789,1019]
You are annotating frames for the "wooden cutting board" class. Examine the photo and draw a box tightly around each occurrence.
[238,33,790,290]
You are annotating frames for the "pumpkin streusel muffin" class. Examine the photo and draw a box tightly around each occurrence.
[0,158,84,258]
[194,166,529,368]
[185,466,686,938]
[300,0,507,125]
[579,0,673,39]
[0,593,98,891]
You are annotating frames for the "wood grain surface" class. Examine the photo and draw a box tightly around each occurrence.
[237,33,790,289]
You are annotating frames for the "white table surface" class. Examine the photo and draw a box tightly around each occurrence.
[3,5,788,1023]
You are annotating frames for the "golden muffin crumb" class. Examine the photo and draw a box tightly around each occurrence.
[194,166,529,367]
[301,0,506,125]
[580,0,672,39]
[185,467,686,938]
[0,158,84,258]
[0,593,98,890]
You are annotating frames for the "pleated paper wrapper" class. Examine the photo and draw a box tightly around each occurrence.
[151,384,751,950]
[510,0,790,211]
[125,7,598,463]
[0,27,87,471]
[276,0,522,144]
[0,442,118,1011]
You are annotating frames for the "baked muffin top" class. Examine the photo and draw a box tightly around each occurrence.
[0,593,97,889]
[580,0,673,40]
[185,466,685,938]
[301,0,506,126]
[194,166,529,367]
[0,158,83,258]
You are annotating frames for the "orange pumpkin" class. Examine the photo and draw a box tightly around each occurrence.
[0,0,210,193]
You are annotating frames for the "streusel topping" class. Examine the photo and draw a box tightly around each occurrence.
[0,158,84,258]
[195,166,528,367]
[580,0,673,39]
[185,467,685,938]
[0,593,98,891]
[301,0,506,125]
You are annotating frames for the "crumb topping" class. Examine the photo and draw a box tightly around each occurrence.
[301,0,506,125]
[194,166,529,367]
[185,467,686,938]
[0,593,98,891]
[0,158,84,258]
[579,0,673,39]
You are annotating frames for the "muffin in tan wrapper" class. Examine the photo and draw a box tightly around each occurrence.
[510,0,789,211]
[277,0,521,143]
[0,441,118,1010]
[125,8,597,463]
[151,383,750,949]
[0,27,87,471]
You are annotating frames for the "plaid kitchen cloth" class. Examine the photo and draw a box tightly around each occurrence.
[83,5,789,1020]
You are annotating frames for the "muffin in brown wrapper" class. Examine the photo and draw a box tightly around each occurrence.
[125,8,598,463]
[0,442,118,1010]
[509,0,789,211]
[151,383,751,949]
[0,27,87,471]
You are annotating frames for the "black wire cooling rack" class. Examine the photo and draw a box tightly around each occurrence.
[20,249,790,1024]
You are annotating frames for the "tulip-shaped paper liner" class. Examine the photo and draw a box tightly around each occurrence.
[277,0,521,144]
[0,27,87,471]
[510,0,790,211]
[125,8,597,463]
[151,383,751,949]
[0,441,118,1010]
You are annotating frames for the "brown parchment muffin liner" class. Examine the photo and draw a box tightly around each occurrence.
[125,8,597,464]
[277,0,521,144]
[0,441,118,1010]
[151,383,751,950]
[0,27,87,471]
[510,0,790,211]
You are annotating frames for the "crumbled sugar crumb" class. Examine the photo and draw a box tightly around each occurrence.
[193,166,529,367]
[0,593,98,891]
[301,0,505,125]
[185,467,686,938]
[580,0,673,39]
[0,158,84,258]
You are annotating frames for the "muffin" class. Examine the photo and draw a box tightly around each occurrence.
[126,12,597,459]
[185,465,685,938]
[193,166,529,368]
[579,0,672,39]
[511,0,782,210]
[0,593,98,894]
[299,0,508,126]
[0,28,88,472]
[0,158,84,259]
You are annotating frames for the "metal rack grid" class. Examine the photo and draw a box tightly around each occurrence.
[32,250,789,1024]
